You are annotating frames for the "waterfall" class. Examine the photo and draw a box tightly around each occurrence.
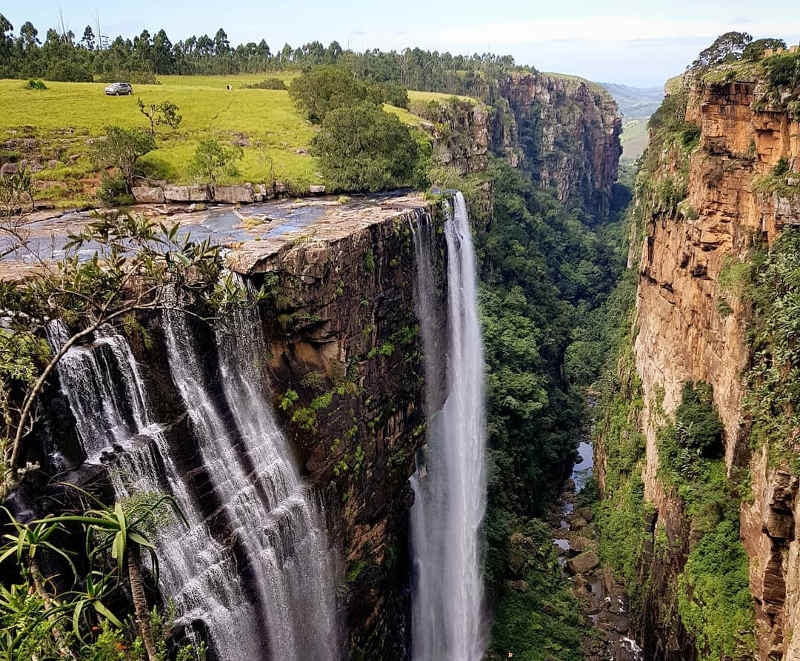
[410,192,487,661]
[49,295,339,660]
[49,321,262,659]
[162,300,339,661]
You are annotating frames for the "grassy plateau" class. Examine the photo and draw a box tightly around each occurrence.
[0,74,463,207]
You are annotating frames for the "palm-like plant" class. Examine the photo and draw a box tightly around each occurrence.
[0,507,78,659]
[43,495,187,661]
[68,570,123,642]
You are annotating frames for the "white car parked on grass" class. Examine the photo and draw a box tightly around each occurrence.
[104,82,133,96]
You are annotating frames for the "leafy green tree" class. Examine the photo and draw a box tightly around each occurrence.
[92,126,156,191]
[289,66,380,122]
[690,31,753,70]
[742,37,786,61]
[311,102,419,191]
[80,25,95,51]
[188,138,242,185]
[137,98,183,136]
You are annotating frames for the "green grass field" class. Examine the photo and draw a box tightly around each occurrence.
[0,74,467,207]
[620,118,649,162]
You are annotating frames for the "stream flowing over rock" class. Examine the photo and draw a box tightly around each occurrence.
[410,192,487,661]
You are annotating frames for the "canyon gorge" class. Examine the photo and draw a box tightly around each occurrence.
[3,25,800,661]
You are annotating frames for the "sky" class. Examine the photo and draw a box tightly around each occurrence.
[3,0,800,86]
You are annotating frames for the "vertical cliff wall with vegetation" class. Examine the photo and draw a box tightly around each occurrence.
[595,43,800,661]
[0,49,626,659]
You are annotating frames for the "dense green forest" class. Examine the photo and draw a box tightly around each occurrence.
[0,14,525,97]
[467,157,630,658]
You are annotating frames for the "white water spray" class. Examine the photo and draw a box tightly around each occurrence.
[49,294,340,660]
[410,192,487,661]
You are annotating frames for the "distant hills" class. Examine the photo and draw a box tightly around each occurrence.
[600,82,665,162]
[600,82,664,120]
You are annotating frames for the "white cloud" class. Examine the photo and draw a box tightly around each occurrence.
[418,17,800,46]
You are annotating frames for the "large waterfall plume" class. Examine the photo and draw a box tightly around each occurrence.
[410,192,487,661]
[49,289,339,660]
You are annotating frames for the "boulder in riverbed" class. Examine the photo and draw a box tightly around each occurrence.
[568,550,600,574]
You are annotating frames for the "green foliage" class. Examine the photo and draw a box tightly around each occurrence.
[363,248,375,272]
[311,102,419,192]
[137,98,183,135]
[243,77,287,90]
[745,230,800,467]
[279,389,299,411]
[289,66,380,123]
[478,156,628,629]
[98,70,159,85]
[92,126,156,191]
[488,518,584,661]
[763,51,800,92]
[376,81,409,108]
[0,166,34,215]
[671,382,724,458]
[677,520,754,661]
[23,78,46,90]
[742,38,787,62]
[690,32,752,71]
[187,138,243,184]
[654,383,755,658]
[97,171,134,207]
[593,329,651,607]
[0,500,204,661]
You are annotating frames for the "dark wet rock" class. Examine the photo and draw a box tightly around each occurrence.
[568,550,600,574]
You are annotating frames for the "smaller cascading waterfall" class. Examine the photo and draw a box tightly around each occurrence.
[50,286,340,660]
[161,290,339,661]
[48,321,266,660]
[410,192,487,661]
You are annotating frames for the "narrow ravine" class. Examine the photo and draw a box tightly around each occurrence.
[551,431,643,661]
[410,192,487,661]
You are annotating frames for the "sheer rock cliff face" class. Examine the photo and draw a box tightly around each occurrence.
[430,72,622,215]
[626,79,800,659]
[244,201,449,658]
[498,72,622,215]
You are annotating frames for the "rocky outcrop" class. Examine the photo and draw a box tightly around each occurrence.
[412,97,491,175]
[226,195,451,658]
[618,76,800,660]
[498,72,622,215]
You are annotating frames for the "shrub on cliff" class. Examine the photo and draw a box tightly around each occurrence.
[673,381,724,458]
[742,38,787,62]
[690,31,752,71]
[289,66,381,123]
[91,126,155,192]
[311,102,419,191]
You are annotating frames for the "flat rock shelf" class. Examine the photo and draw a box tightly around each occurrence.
[0,191,428,280]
